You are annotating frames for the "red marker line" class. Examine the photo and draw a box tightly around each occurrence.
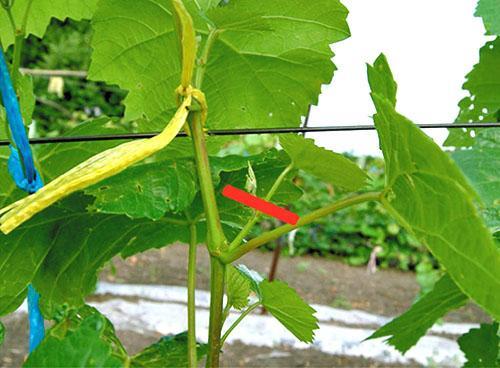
[222,185,299,225]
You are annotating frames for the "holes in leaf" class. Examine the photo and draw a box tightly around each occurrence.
[482,108,488,114]
[268,112,274,118]
[479,115,484,121]
[469,103,475,111]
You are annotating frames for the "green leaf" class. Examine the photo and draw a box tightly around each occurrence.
[16,72,35,127]
[205,150,302,232]
[476,0,500,35]
[366,54,398,107]
[208,5,272,31]
[445,38,500,147]
[368,54,500,320]
[131,332,208,368]
[453,130,500,231]
[453,130,500,206]
[86,160,198,220]
[0,194,189,316]
[88,0,182,122]
[24,307,123,368]
[225,265,251,310]
[235,264,264,298]
[0,0,98,46]
[0,150,24,207]
[367,274,468,353]
[89,0,350,130]
[260,280,318,343]
[458,322,500,368]
[195,0,222,12]
[279,134,368,191]
[204,0,350,129]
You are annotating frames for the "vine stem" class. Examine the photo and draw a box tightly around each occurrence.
[189,25,227,367]
[187,223,198,368]
[228,163,294,250]
[190,114,226,367]
[220,302,260,346]
[11,0,34,86]
[221,192,383,264]
[195,28,219,89]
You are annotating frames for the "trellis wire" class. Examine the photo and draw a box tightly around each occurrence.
[0,122,498,146]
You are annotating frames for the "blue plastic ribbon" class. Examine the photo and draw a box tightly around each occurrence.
[0,47,45,351]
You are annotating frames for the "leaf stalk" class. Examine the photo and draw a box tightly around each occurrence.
[221,192,383,264]
[220,302,260,346]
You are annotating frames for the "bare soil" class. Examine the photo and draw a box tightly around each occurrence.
[103,244,486,321]
[0,244,487,367]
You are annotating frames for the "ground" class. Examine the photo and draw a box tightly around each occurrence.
[0,244,488,367]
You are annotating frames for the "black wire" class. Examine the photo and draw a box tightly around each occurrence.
[1,122,499,146]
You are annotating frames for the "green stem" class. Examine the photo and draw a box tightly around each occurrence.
[228,164,294,250]
[190,113,226,367]
[190,24,225,368]
[190,114,226,255]
[221,192,382,264]
[220,302,260,346]
[10,0,34,86]
[187,223,198,368]
[206,256,225,367]
[195,28,219,89]
[221,302,231,325]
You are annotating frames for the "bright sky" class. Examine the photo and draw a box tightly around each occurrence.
[307,0,489,156]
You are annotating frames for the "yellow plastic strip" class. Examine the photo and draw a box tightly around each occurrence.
[0,96,192,234]
[172,0,197,89]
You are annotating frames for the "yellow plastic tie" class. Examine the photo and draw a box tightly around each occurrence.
[0,96,192,234]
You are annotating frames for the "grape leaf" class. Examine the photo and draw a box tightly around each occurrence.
[24,309,122,368]
[16,72,35,127]
[204,0,350,129]
[445,38,500,146]
[476,0,500,35]
[131,332,208,368]
[260,280,318,343]
[279,134,368,192]
[202,150,302,233]
[235,264,264,298]
[194,0,222,12]
[458,322,500,368]
[225,265,251,310]
[208,5,271,32]
[367,274,468,353]
[89,0,350,131]
[368,54,500,319]
[85,160,198,220]
[0,0,98,47]
[0,150,24,207]
[453,130,500,231]
[0,194,189,316]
